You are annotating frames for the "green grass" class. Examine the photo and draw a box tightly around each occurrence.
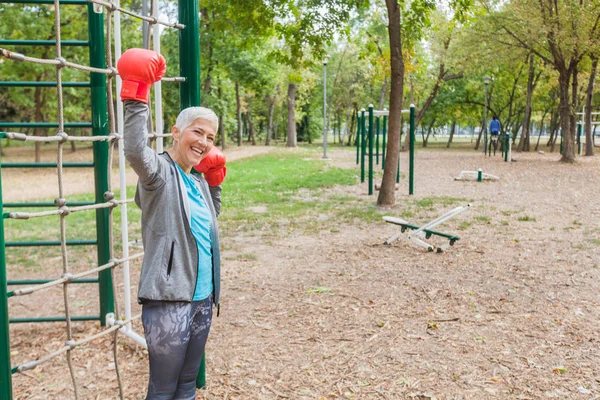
[3,149,415,271]
[219,151,372,233]
[517,215,536,222]
[413,196,470,210]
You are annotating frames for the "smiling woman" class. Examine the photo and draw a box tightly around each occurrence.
[118,48,226,399]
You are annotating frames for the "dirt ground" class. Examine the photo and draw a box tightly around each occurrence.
[4,143,600,400]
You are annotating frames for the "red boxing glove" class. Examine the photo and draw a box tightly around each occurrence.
[193,147,227,186]
[117,48,166,104]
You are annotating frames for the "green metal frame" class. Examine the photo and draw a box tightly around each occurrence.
[0,2,116,397]
[364,107,412,194]
[368,105,374,195]
[88,2,113,327]
[1,149,12,400]
[177,0,206,389]
[360,110,366,183]
[409,105,415,195]
[1,0,205,395]
[382,115,387,169]
[396,222,460,241]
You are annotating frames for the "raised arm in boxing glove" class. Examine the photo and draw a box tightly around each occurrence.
[193,146,227,187]
[117,48,166,104]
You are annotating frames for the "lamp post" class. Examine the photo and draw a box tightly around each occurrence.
[322,57,329,160]
[483,76,491,155]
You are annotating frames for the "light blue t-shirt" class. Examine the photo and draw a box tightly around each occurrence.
[176,164,213,301]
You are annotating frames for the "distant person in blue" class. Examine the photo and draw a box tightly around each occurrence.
[488,116,501,156]
[489,116,501,137]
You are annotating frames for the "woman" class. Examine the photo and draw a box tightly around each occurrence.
[118,48,226,400]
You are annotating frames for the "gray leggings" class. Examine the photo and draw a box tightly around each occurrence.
[141,295,213,400]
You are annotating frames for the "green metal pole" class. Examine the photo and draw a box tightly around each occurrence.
[179,0,201,108]
[0,156,13,399]
[477,168,483,182]
[360,109,366,183]
[88,4,113,326]
[355,112,360,165]
[382,114,387,169]
[577,123,582,155]
[409,105,415,195]
[375,116,380,165]
[179,0,206,388]
[504,134,509,162]
[368,105,374,195]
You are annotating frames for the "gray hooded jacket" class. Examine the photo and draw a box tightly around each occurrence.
[123,101,221,309]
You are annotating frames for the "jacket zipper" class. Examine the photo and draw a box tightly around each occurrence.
[166,241,175,277]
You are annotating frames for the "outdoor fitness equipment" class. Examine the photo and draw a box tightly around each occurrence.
[356,104,416,195]
[576,107,600,154]
[455,169,500,182]
[383,204,470,252]
[0,0,205,398]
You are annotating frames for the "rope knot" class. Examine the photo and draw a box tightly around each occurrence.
[108,132,122,142]
[56,131,68,143]
[59,206,70,215]
[104,191,115,201]
[107,1,117,11]
[149,16,158,24]
[55,57,67,68]
[65,339,77,349]
[107,66,118,76]
[61,272,74,282]
[54,197,67,207]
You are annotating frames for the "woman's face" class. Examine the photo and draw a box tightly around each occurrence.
[171,118,216,172]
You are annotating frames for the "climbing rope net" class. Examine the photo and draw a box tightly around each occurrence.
[1,0,181,397]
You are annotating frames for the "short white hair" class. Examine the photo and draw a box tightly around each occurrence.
[175,107,218,132]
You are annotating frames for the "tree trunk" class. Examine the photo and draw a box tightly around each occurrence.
[286,83,297,147]
[534,111,547,151]
[446,120,456,148]
[571,64,579,156]
[423,119,435,147]
[378,76,388,110]
[558,69,574,161]
[266,92,276,146]
[345,101,354,146]
[518,54,535,152]
[235,82,242,146]
[377,0,403,207]
[584,58,597,156]
[474,120,484,150]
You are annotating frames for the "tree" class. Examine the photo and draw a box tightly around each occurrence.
[378,0,437,207]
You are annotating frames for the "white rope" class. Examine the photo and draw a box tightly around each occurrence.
[87,0,184,29]
[0,48,116,75]
[15,313,142,373]
[3,132,121,143]
[8,199,125,219]
[1,49,180,81]
[11,253,144,297]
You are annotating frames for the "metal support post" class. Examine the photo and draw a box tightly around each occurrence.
[322,58,328,160]
[88,3,114,326]
[179,0,200,108]
[360,109,366,183]
[0,154,13,399]
[179,0,205,388]
[382,114,387,169]
[368,105,374,195]
[375,116,380,165]
[355,113,360,165]
[409,105,415,195]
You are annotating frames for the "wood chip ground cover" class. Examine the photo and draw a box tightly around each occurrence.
[4,145,600,399]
